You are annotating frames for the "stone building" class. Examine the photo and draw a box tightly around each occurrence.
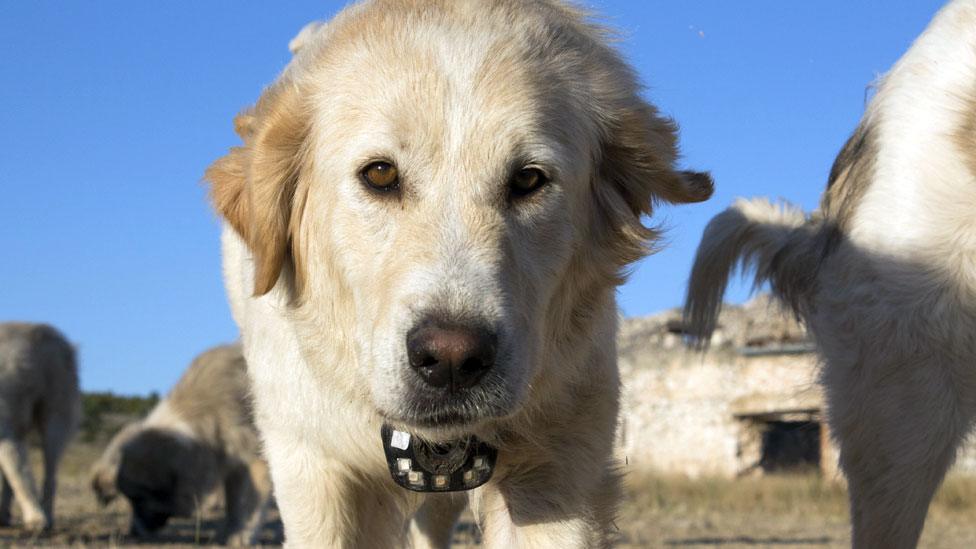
[616,295,976,479]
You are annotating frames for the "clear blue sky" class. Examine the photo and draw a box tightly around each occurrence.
[0,1,946,395]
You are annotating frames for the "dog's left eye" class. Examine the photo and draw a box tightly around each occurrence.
[509,167,548,198]
[360,161,400,192]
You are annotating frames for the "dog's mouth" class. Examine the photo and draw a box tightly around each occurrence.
[389,372,519,430]
[403,408,480,429]
[380,423,497,492]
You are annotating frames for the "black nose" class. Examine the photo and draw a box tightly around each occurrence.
[406,321,496,392]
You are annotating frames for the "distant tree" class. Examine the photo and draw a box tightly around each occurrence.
[79,391,159,442]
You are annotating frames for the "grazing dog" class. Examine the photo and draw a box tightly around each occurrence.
[684,1,976,547]
[0,323,79,531]
[89,421,141,507]
[206,0,712,546]
[91,344,271,546]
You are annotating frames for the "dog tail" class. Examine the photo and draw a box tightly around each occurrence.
[684,197,819,347]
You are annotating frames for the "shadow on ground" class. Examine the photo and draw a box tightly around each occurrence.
[0,512,283,547]
[665,536,832,546]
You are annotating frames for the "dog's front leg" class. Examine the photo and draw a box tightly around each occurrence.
[220,459,273,546]
[473,462,620,549]
[409,493,466,549]
[266,439,417,548]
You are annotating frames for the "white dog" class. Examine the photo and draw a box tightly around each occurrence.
[206,0,712,546]
[0,323,80,531]
[684,2,976,547]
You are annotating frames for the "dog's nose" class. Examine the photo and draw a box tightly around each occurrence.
[406,322,496,391]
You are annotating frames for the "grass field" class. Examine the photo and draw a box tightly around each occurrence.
[617,471,976,548]
[2,444,975,548]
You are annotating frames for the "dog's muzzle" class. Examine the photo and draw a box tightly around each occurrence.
[381,424,497,492]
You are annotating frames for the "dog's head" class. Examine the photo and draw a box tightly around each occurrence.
[115,428,218,537]
[207,0,711,438]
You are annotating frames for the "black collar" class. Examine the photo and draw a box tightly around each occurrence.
[381,424,498,492]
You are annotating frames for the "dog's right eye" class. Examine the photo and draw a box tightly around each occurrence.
[360,161,400,192]
[509,167,549,199]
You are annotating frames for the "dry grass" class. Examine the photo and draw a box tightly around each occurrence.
[617,471,976,548]
[624,470,849,517]
[3,444,976,547]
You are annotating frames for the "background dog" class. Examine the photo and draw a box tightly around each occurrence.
[684,1,976,547]
[89,421,141,507]
[0,322,80,531]
[90,344,271,546]
[207,0,711,547]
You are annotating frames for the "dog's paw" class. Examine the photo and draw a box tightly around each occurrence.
[21,515,49,533]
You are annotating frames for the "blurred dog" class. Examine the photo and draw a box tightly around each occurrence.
[684,2,976,547]
[206,1,712,546]
[0,323,80,531]
[91,344,271,546]
[89,421,142,507]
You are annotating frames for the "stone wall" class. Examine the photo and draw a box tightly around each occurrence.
[617,346,822,478]
[616,297,976,479]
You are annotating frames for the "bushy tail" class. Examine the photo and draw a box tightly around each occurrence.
[683,198,819,347]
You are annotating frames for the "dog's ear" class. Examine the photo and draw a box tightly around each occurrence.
[205,83,309,296]
[90,468,119,506]
[602,102,713,214]
[591,99,713,274]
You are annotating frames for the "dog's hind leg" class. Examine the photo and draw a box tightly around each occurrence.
[409,493,465,549]
[39,414,72,528]
[825,354,972,549]
[0,474,12,526]
[0,436,46,531]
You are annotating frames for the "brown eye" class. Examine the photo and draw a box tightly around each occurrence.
[510,167,548,198]
[361,161,399,192]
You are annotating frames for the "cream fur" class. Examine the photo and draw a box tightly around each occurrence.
[685,2,976,548]
[207,1,712,547]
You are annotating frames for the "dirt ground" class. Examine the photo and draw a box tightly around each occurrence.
[2,444,975,548]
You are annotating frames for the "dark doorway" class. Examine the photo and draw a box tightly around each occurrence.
[760,421,821,472]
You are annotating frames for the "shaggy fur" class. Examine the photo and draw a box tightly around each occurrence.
[92,344,271,546]
[0,323,80,531]
[684,2,976,547]
[205,1,712,547]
